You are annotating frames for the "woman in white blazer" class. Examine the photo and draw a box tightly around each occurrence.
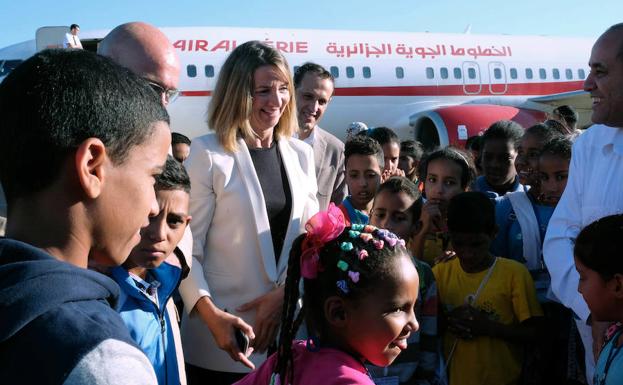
[178,41,319,384]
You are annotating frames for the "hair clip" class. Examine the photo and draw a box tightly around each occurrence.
[373,239,384,250]
[340,242,354,251]
[397,239,406,247]
[337,280,349,294]
[364,225,376,233]
[358,249,369,260]
[348,271,360,283]
[360,233,373,243]
[351,224,365,231]
[348,230,361,238]
[337,260,349,271]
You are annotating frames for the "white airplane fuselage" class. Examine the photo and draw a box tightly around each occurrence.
[0,26,595,147]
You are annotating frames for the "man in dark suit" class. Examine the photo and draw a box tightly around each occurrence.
[294,63,347,210]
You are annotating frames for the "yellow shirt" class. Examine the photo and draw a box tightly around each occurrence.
[420,232,450,266]
[433,257,543,385]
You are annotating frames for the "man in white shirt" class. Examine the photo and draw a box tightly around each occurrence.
[294,62,347,210]
[63,24,83,49]
[543,23,623,384]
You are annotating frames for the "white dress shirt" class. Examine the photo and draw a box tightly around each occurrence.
[544,124,623,322]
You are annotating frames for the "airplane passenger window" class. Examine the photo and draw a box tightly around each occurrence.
[510,68,518,79]
[578,69,586,79]
[453,67,462,79]
[493,68,502,80]
[204,65,214,78]
[565,69,573,80]
[187,65,197,78]
[552,68,560,80]
[526,68,533,79]
[363,66,371,79]
[330,66,339,78]
[395,67,404,79]
[539,68,546,80]
[346,66,355,78]
[467,68,476,79]
[426,67,434,79]
[440,67,448,79]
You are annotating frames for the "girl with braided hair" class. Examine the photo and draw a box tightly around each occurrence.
[235,204,420,385]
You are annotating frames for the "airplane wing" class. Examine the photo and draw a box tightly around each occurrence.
[528,90,592,127]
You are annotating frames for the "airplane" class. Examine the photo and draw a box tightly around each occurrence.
[0,25,595,150]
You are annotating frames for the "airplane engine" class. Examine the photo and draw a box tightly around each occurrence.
[410,105,547,150]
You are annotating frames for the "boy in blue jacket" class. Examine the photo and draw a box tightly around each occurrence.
[111,156,192,385]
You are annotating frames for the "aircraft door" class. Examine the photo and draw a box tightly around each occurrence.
[488,62,507,94]
[462,61,481,94]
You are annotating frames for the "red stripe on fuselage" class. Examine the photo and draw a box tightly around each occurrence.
[179,81,584,98]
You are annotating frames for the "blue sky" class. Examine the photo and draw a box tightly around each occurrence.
[1,0,621,48]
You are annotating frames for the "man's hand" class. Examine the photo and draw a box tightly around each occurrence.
[194,297,256,369]
[447,305,493,339]
[237,286,285,353]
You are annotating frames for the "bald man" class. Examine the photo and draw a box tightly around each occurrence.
[98,22,180,106]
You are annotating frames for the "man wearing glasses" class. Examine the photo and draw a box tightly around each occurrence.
[98,22,180,106]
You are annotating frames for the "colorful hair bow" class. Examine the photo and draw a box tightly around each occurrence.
[300,203,346,279]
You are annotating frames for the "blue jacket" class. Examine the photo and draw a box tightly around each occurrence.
[0,238,141,384]
[111,262,182,385]
[473,175,524,199]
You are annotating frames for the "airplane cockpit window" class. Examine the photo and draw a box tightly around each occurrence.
[526,68,533,79]
[493,68,502,80]
[362,67,371,79]
[330,66,339,78]
[395,67,404,79]
[565,69,573,80]
[467,68,476,80]
[539,68,546,80]
[346,66,355,78]
[552,69,560,80]
[440,67,448,79]
[187,65,197,78]
[204,65,214,78]
[0,59,22,78]
[426,67,434,79]
[578,69,586,79]
[453,67,461,79]
[510,68,518,79]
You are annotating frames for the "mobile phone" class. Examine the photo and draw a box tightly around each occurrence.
[234,328,249,353]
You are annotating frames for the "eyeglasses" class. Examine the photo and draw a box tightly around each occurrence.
[147,81,180,104]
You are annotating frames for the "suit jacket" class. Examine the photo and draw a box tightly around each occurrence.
[313,127,347,211]
[178,133,318,373]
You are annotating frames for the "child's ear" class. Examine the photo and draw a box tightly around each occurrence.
[75,138,108,199]
[611,273,623,299]
[324,296,348,328]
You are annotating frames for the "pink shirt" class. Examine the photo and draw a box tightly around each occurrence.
[234,340,374,385]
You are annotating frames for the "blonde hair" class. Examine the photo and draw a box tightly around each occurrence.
[208,41,297,152]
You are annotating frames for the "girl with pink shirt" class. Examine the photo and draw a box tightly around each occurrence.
[235,204,420,385]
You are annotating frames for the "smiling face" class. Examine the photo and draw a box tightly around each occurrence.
[345,154,382,211]
[295,72,334,133]
[126,188,191,271]
[481,138,518,189]
[584,29,623,127]
[342,255,419,366]
[250,65,291,137]
[538,153,569,206]
[515,133,543,187]
[370,190,418,241]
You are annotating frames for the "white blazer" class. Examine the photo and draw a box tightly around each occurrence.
[179,133,319,373]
